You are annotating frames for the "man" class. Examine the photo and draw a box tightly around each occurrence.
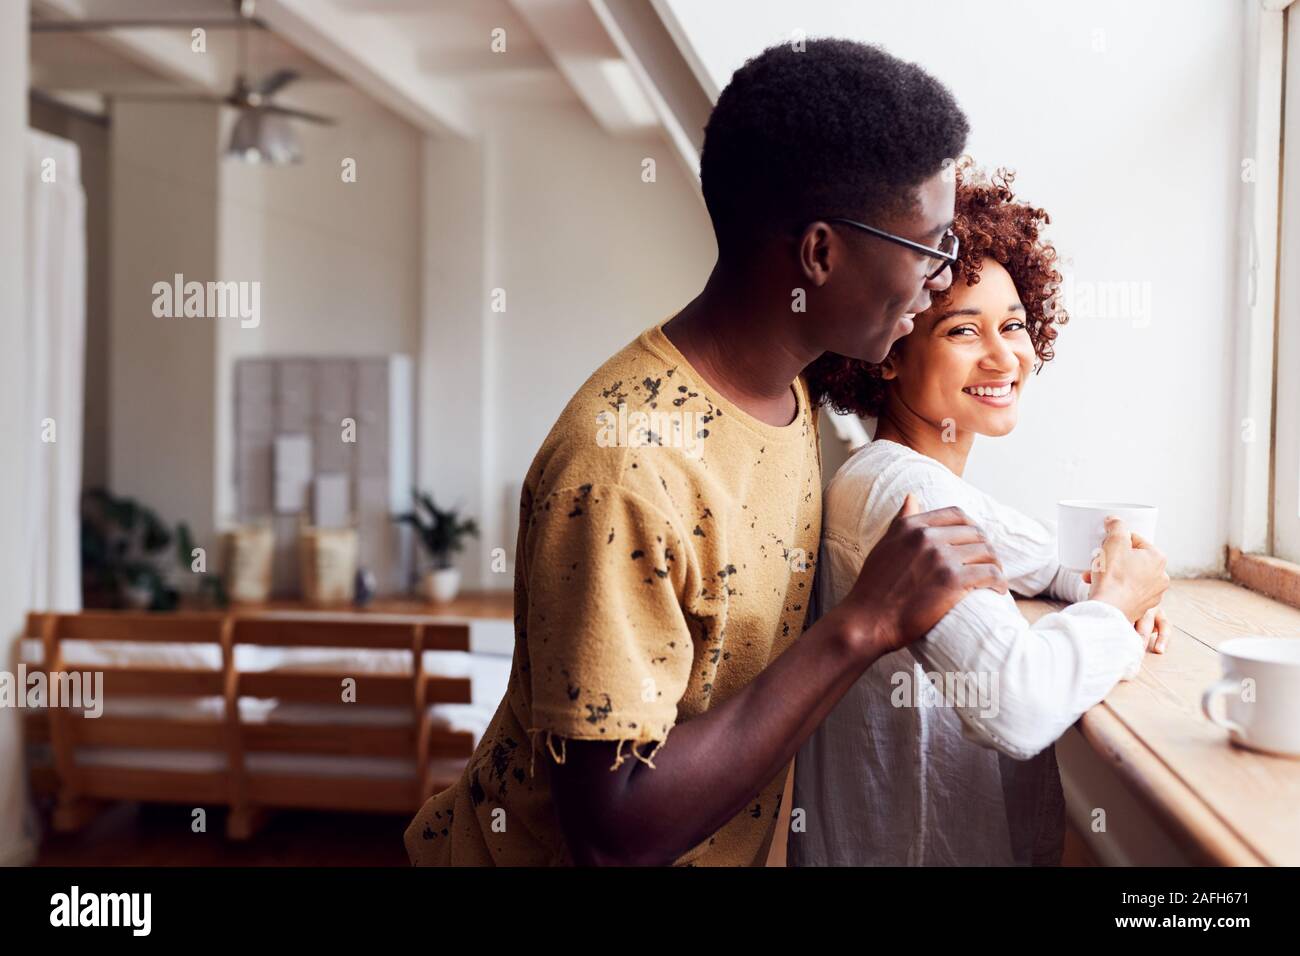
[405,38,1002,867]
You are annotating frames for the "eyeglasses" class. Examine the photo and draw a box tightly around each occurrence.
[824,217,959,281]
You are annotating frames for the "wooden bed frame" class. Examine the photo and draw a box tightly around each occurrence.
[22,610,482,839]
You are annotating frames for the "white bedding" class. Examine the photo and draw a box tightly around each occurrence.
[50,695,493,736]
[17,637,513,707]
[26,698,495,781]
[27,743,472,782]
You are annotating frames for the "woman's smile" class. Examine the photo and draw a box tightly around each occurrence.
[961,379,1016,407]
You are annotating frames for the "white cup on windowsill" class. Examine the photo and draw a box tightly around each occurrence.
[1202,637,1300,757]
[1057,500,1159,574]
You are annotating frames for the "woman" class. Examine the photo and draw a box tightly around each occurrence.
[791,163,1169,866]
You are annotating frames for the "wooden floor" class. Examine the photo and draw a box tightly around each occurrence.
[33,799,411,867]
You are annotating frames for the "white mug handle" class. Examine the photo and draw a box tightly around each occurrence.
[1201,677,1247,737]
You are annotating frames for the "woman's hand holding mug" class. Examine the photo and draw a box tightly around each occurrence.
[1082,516,1170,625]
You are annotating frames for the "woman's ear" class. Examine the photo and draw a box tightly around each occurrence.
[878,352,900,381]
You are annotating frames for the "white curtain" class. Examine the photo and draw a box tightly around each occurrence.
[23,128,84,613]
[0,129,87,867]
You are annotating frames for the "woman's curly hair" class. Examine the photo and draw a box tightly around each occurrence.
[805,160,1068,418]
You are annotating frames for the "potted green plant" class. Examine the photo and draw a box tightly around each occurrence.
[80,488,226,610]
[394,490,479,603]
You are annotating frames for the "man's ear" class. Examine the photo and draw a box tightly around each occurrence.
[798,222,835,287]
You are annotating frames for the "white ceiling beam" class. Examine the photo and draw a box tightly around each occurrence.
[648,0,719,102]
[509,0,655,135]
[254,0,478,138]
[416,43,554,75]
[30,88,109,124]
[587,0,712,181]
[32,0,228,94]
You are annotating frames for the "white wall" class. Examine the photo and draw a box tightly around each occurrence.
[108,101,222,553]
[419,136,489,585]
[446,100,715,588]
[104,78,714,595]
[661,0,1246,575]
[107,83,423,578]
[214,82,423,530]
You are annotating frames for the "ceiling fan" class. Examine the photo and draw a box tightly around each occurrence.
[36,0,335,164]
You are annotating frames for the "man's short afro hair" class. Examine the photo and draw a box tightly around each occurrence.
[699,38,969,256]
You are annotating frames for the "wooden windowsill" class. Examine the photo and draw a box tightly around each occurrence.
[1227,548,1300,612]
[1018,578,1300,866]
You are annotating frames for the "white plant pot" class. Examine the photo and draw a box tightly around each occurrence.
[123,584,154,610]
[424,568,461,604]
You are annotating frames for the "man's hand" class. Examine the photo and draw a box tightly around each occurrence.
[1083,517,1169,623]
[831,493,1007,658]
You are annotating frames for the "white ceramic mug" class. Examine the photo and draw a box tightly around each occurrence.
[1201,637,1300,757]
[1057,500,1159,573]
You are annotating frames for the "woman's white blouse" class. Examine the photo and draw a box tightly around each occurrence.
[790,439,1145,866]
